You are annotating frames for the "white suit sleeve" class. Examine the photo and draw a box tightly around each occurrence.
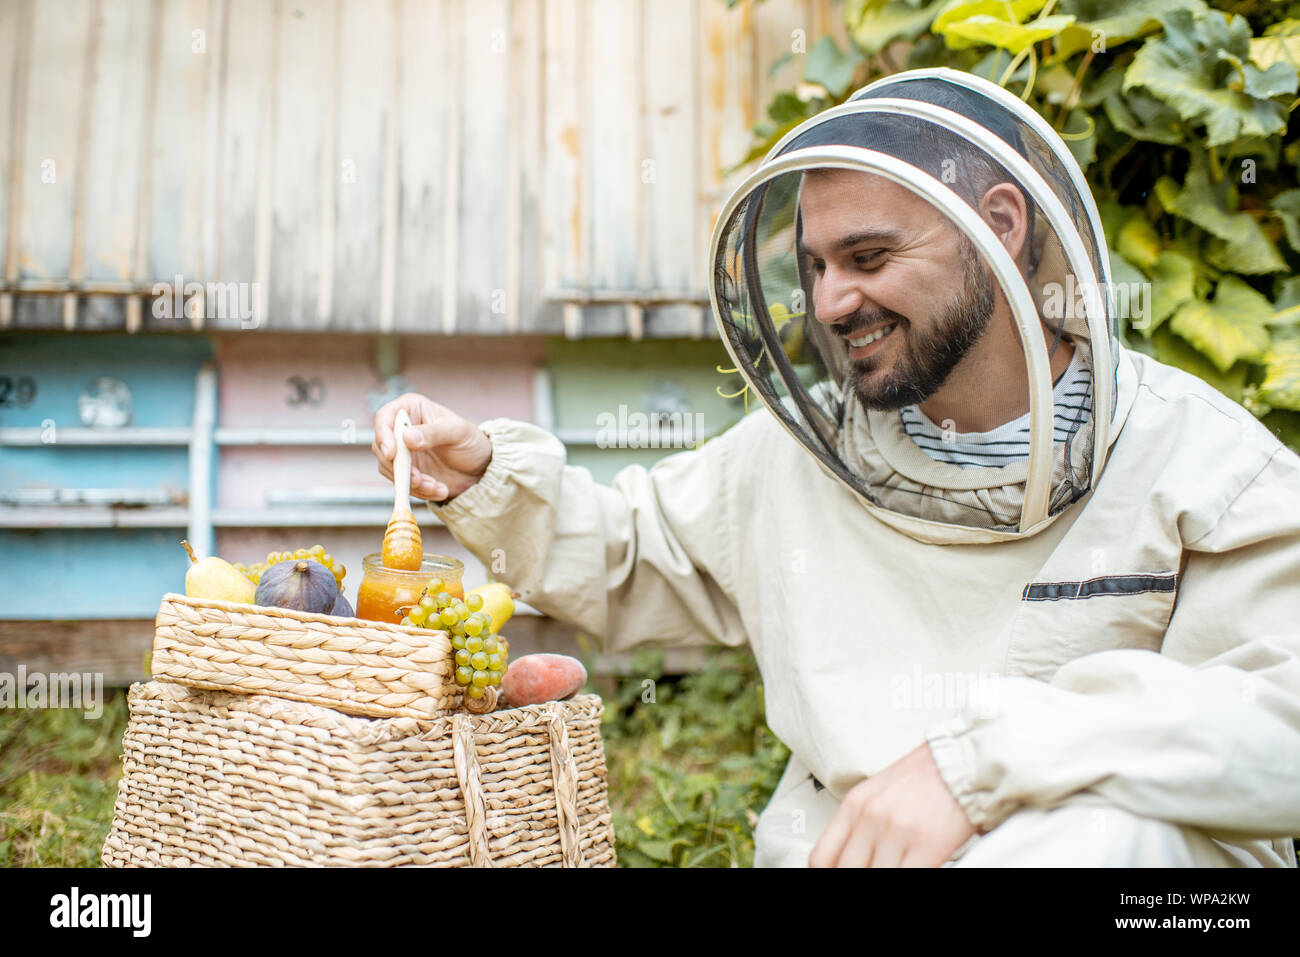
[924,447,1300,839]
[427,416,750,654]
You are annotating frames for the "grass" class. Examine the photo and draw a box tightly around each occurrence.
[0,689,129,867]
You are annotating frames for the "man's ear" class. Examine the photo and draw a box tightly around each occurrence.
[979,182,1029,265]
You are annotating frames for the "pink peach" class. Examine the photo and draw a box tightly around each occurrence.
[502,654,588,707]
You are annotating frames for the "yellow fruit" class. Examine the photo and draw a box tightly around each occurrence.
[182,541,257,604]
[465,582,516,633]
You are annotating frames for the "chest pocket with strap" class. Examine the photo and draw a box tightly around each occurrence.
[1001,572,1180,680]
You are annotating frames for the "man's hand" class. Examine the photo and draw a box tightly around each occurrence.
[371,394,493,503]
[808,742,976,867]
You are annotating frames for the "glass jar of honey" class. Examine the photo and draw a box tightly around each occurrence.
[355,553,465,626]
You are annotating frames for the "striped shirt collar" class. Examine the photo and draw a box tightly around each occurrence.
[898,347,1093,468]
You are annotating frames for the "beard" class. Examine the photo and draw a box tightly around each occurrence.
[834,234,996,411]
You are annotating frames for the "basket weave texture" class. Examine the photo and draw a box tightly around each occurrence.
[103,681,617,867]
[151,593,462,719]
[105,594,618,867]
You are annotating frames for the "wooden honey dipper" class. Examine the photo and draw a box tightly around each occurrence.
[382,409,424,570]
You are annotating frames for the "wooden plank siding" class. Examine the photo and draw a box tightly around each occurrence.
[0,0,847,337]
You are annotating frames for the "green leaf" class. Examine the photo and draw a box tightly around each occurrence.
[1116,217,1163,268]
[803,36,866,98]
[1145,249,1197,332]
[1215,50,1299,100]
[1276,276,1300,306]
[1097,196,1140,250]
[1218,136,1283,172]
[1080,59,1126,108]
[1263,18,1300,39]
[1102,88,1185,145]
[1156,152,1286,274]
[1169,276,1273,371]
[939,14,1076,54]
[1273,276,1300,326]
[1270,305,1300,329]
[1257,339,1300,411]
[1147,326,1249,401]
[902,31,957,69]
[1123,9,1295,147]
[1202,235,1286,276]
[1058,107,1097,168]
[1153,175,1181,213]
[1250,21,1300,73]
[1109,252,1154,337]
[634,838,679,863]
[1211,274,1275,320]
[1270,188,1300,254]
[1034,63,1078,105]
[768,90,811,125]
[932,0,1048,33]
[728,114,813,173]
[846,0,945,56]
[1169,237,1218,298]
[1053,0,1206,60]
[1109,247,1147,289]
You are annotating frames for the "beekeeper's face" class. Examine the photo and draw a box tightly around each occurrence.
[799,168,998,410]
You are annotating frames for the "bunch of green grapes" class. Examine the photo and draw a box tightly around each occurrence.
[401,578,509,700]
[236,545,346,588]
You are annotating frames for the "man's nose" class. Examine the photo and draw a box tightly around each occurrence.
[813,265,866,326]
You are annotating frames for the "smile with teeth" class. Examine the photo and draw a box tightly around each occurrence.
[847,323,896,347]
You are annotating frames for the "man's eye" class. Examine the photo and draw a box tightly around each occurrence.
[855,251,883,268]
[812,260,826,274]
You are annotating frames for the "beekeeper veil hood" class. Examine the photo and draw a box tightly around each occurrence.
[709,68,1122,544]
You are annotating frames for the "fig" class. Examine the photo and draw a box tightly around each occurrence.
[330,590,355,618]
[254,559,339,614]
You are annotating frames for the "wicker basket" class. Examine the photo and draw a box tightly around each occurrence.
[151,593,462,720]
[103,594,618,867]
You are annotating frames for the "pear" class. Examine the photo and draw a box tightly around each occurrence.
[466,582,517,633]
[181,540,257,604]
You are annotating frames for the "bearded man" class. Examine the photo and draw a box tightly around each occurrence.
[373,70,1300,868]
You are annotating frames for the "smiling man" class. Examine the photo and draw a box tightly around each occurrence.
[797,167,1070,429]
[373,70,1300,868]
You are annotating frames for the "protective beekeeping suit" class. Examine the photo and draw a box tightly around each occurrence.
[388,69,1300,866]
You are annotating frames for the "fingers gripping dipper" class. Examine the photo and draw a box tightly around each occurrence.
[382,409,424,570]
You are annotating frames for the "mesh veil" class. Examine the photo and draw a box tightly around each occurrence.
[710,69,1118,537]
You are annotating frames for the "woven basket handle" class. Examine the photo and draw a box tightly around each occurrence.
[544,705,584,868]
[452,715,494,867]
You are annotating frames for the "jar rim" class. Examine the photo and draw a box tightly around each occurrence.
[361,552,465,574]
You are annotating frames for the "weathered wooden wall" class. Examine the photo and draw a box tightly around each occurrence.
[0,0,850,336]
[0,0,843,680]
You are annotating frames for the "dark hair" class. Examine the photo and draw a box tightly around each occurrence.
[781,110,1039,270]
[912,124,1039,272]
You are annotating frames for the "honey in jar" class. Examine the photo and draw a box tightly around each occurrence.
[355,553,465,625]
